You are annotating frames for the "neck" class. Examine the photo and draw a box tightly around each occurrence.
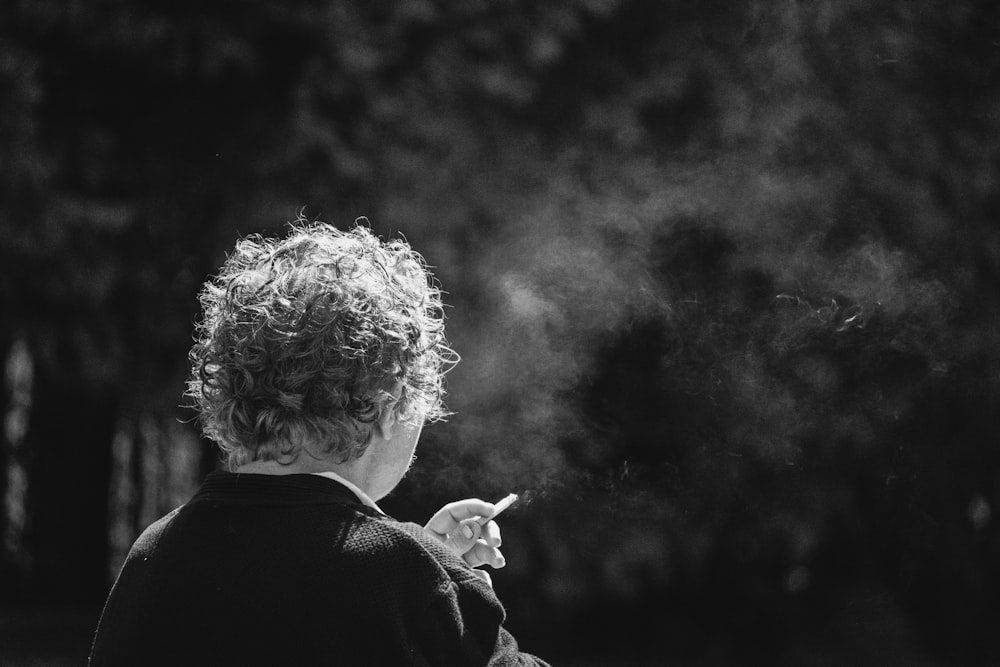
[234,456,372,494]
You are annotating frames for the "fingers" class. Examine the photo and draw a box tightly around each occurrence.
[424,498,496,539]
[442,518,481,555]
[480,520,501,548]
[423,499,507,575]
[462,538,505,570]
[445,519,504,568]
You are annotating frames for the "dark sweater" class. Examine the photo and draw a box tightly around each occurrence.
[89,472,548,666]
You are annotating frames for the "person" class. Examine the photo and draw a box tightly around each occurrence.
[89,220,548,666]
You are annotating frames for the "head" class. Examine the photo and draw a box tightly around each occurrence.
[186,219,456,470]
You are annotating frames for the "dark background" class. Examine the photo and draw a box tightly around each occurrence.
[1,1,999,665]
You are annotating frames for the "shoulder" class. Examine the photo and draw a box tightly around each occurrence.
[337,516,500,616]
[126,506,184,558]
[344,516,483,590]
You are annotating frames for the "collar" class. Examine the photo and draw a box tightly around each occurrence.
[310,471,385,515]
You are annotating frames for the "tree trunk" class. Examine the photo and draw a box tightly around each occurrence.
[25,334,115,605]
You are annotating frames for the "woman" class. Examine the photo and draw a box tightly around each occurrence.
[90,220,547,666]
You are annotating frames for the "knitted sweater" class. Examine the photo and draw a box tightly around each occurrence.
[89,472,548,666]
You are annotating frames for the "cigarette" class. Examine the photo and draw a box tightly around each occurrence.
[480,493,518,524]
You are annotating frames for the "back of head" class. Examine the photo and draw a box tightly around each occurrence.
[186,220,455,469]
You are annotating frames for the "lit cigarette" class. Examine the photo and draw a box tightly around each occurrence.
[480,493,518,524]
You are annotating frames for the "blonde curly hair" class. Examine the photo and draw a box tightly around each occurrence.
[186,219,456,469]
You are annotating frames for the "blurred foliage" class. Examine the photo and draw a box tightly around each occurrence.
[1,0,999,664]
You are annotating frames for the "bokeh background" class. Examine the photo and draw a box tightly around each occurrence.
[2,1,999,665]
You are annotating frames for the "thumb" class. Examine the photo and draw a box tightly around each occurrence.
[443,518,482,556]
[470,568,493,588]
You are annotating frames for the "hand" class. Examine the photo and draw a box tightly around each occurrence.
[424,498,506,583]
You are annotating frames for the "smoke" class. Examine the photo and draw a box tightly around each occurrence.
[378,2,974,533]
[404,158,674,499]
[768,238,955,366]
[396,183,956,605]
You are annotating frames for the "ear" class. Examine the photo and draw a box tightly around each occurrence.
[373,382,404,441]
[374,406,396,441]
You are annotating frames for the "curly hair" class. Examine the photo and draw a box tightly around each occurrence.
[186,220,456,469]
